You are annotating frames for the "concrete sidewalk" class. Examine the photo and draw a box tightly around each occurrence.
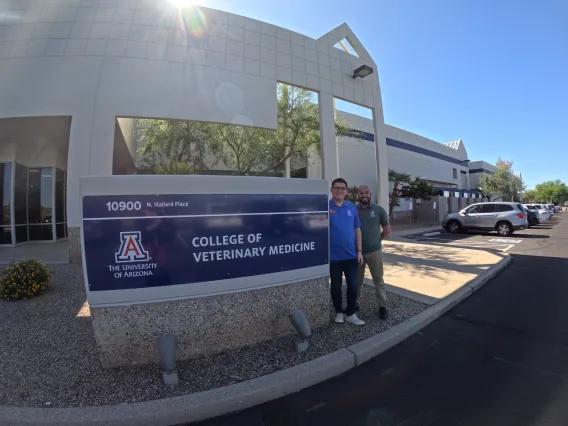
[360,239,504,305]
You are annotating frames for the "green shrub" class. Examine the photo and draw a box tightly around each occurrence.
[0,259,51,301]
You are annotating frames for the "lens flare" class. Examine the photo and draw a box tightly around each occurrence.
[178,6,207,36]
[170,0,204,7]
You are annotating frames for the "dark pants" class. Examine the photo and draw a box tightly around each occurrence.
[330,258,358,316]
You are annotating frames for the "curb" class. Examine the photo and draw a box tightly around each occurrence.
[0,255,511,426]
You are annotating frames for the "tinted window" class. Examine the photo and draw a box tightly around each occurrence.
[480,204,497,213]
[496,204,513,212]
[0,163,11,227]
[516,204,524,211]
[27,168,52,224]
[14,164,27,225]
[466,205,482,213]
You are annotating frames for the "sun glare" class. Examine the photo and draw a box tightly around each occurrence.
[169,0,207,7]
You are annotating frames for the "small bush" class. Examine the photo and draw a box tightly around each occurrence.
[0,259,51,301]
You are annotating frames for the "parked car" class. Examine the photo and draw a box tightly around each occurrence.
[547,204,555,216]
[534,204,553,217]
[443,202,528,236]
[522,205,539,227]
[545,204,555,216]
[555,205,562,213]
[526,204,550,223]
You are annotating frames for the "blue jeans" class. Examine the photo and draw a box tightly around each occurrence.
[330,258,358,316]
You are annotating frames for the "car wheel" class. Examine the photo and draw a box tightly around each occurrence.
[447,220,462,234]
[496,222,513,237]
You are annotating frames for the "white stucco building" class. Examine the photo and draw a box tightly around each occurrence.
[336,111,484,202]
[0,0,390,253]
[0,0,523,254]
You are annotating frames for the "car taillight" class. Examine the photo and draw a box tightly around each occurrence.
[516,213,525,219]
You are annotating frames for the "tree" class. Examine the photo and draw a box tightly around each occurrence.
[345,186,360,203]
[136,119,218,173]
[534,180,568,204]
[522,189,537,203]
[400,178,438,223]
[479,158,524,202]
[136,84,355,176]
[472,187,493,201]
[388,169,411,216]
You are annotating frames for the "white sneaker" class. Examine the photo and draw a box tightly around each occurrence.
[334,313,344,324]
[345,314,365,326]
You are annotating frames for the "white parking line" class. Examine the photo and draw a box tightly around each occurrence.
[422,232,441,237]
[502,245,515,252]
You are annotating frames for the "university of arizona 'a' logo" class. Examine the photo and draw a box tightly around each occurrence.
[115,231,149,263]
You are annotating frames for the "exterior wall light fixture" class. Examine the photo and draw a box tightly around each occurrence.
[353,65,374,79]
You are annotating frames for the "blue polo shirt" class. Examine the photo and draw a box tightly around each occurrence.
[329,199,361,261]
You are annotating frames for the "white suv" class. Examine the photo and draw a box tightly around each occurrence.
[443,202,528,237]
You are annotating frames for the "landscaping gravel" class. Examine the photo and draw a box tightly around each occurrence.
[0,264,427,408]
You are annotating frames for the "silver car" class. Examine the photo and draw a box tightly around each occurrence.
[443,202,528,237]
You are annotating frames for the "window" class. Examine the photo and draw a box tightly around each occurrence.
[55,169,64,224]
[0,163,12,245]
[14,164,27,225]
[497,204,514,212]
[480,204,497,213]
[453,168,458,179]
[466,205,482,214]
[27,167,53,241]
[516,204,525,212]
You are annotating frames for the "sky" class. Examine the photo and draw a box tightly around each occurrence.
[190,0,567,189]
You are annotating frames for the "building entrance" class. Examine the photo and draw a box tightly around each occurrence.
[0,162,67,247]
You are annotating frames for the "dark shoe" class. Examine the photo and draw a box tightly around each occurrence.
[379,307,388,320]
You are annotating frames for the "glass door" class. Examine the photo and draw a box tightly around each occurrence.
[14,163,28,243]
[0,163,12,246]
[55,168,67,240]
[27,167,54,241]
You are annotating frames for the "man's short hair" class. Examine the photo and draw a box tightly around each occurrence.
[331,177,348,188]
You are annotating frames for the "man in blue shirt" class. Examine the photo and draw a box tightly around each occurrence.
[329,177,365,326]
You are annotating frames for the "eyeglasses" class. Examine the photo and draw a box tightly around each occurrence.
[332,187,347,191]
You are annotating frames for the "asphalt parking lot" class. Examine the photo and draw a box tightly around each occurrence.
[404,214,562,253]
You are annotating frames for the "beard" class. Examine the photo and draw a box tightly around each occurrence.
[359,197,370,205]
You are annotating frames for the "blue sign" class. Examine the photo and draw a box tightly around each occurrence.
[82,194,329,292]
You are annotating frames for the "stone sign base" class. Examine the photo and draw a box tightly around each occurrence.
[90,277,330,368]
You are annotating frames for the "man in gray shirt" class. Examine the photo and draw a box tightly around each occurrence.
[356,185,391,319]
